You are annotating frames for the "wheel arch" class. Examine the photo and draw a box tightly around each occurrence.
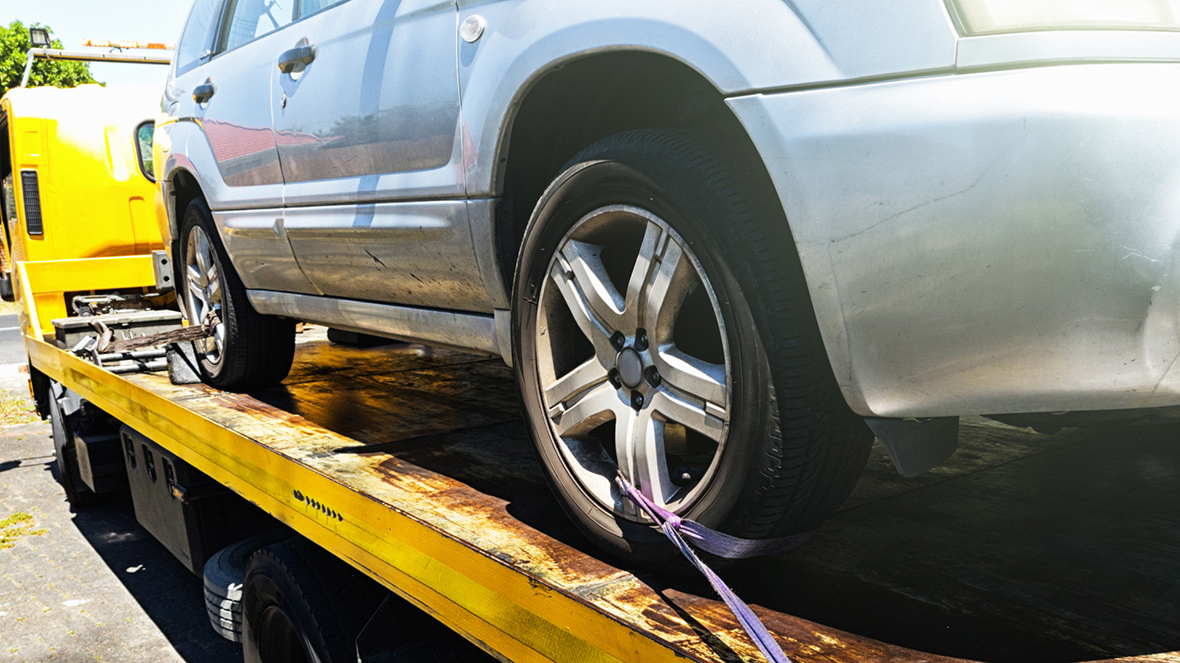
[493,49,798,284]
[490,52,845,397]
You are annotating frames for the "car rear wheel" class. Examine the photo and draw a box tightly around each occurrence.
[179,199,295,390]
[513,130,873,565]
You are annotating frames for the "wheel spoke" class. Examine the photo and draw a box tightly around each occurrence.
[187,278,206,305]
[616,407,675,507]
[642,239,695,345]
[651,388,726,443]
[549,261,617,361]
[561,240,625,330]
[623,220,665,328]
[206,264,222,305]
[187,281,207,327]
[544,358,609,410]
[187,264,207,289]
[194,234,210,275]
[654,346,727,408]
[551,381,620,437]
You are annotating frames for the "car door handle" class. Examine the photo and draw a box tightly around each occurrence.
[192,81,215,103]
[278,43,316,74]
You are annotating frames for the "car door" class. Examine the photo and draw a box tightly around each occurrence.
[275,0,493,313]
[175,0,319,294]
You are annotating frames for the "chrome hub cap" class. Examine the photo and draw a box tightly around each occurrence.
[616,348,643,389]
[184,225,225,367]
[535,205,731,519]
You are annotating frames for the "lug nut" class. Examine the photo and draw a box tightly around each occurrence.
[608,368,622,388]
[671,467,701,486]
[611,331,626,351]
[630,390,644,411]
[634,328,648,351]
[644,366,661,387]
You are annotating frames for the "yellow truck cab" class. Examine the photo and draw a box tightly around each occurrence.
[0,83,164,328]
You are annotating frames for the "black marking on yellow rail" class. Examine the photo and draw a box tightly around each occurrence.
[292,488,344,521]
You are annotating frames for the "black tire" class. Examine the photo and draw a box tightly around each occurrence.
[512,129,873,565]
[242,539,385,663]
[179,198,295,390]
[48,385,96,509]
[204,530,294,643]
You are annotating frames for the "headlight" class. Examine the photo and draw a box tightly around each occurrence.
[952,0,1180,35]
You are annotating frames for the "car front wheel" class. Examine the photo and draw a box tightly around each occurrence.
[513,130,873,564]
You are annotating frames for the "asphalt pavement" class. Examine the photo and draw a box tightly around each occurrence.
[0,315,24,366]
[0,428,240,662]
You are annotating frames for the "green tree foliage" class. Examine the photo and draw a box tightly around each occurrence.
[0,21,98,98]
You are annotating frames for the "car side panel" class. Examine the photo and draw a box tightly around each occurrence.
[179,29,289,193]
[156,121,321,295]
[274,0,480,306]
[212,208,322,294]
[275,0,464,204]
[729,63,1180,418]
[453,0,958,197]
[283,199,494,312]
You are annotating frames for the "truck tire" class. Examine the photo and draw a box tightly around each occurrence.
[512,129,873,565]
[242,539,384,663]
[48,385,96,509]
[179,198,295,390]
[204,530,294,643]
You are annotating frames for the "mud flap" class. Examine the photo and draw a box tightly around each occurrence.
[864,416,959,478]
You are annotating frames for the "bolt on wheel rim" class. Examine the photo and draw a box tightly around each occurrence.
[184,225,225,367]
[535,205,731,520]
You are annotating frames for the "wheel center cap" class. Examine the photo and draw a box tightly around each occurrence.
[616,348,644,389]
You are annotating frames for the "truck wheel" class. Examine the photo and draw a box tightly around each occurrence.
[48,385,96,509]
[179,199,295,390]
[242,539,384,663]
[512,130,873,565]
[204,530,294,643]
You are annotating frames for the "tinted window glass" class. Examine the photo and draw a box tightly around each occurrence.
[135,122,155,183]
[175,0,221,74]
[296,0,345,18]
[222,0,295,52]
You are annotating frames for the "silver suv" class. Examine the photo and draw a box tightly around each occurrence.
[157,0,1180,563]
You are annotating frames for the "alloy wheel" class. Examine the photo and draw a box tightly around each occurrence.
[184,224,226,367]
[535,205,731,519]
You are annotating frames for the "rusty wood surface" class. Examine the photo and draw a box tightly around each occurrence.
[117,328,1180,663]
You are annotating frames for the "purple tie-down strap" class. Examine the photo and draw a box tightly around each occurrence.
[616,475,813,558]
[616,474,794,663]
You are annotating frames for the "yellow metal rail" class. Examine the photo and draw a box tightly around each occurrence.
[27,337,683,662]
[18,255,156,336]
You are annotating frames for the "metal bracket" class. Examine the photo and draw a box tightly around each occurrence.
[864,416,959,478]
[152,250,175,292]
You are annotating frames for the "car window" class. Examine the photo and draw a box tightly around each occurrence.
[221,0,296,53]
[134,122,155,183]
[175,0,222,75]
[296,0,346,19]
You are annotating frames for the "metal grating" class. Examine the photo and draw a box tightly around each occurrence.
[20,170,43,236]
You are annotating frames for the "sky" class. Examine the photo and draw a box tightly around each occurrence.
[0,0,194,87]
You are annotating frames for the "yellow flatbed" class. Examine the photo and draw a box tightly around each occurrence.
[19,255,1180,663]
[14,253,936,663]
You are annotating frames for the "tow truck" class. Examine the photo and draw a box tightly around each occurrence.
[5,34,1178,663]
